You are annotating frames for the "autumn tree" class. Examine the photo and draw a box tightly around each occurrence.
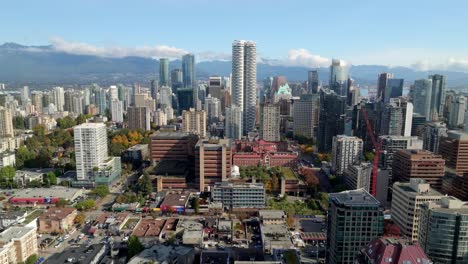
[74,212,86,225]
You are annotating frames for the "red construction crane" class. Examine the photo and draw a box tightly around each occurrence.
[360,107,381,197]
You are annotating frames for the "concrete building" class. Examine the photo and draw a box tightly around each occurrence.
[293,94,320,139]
[448,95,466,129]
[0,152,15,169]
[153,109,167,127]
[379,135,423,169]
[182,108,207,137]
[331,135,363,176]
[232,40,257,135]
[38,207,78,234]
[422,122,447,153]
[195,139,232,191]
[381,97,413,137]
[128,245,194,264]
[383,78,404,104]
[30,91,43,113]
[182,54,195,89]
[260,104,280,142]
[207,76,223,100]
[159,85,172,108]
[127,106,151,131]
[391,179,444,241]
[149,132,197,163]
[225,106,243,140]
[344,162,372,191]
[439,130,468,175]
[204,94,221,123]
[44,244,107,264]
[110,99,124,123]
[0,107,13,138]
[0,226,38,263]
[418,196,468,263]
[392,149,445,189]
[212,182,266,208]
[74,122,108,181]
[52,86,65,112]
[327,189,384,264]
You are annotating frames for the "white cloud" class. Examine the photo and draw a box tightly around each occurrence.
[50,37,188,59]
[197,51,231,61]
[411,57,468,72]
[279,48,332,68]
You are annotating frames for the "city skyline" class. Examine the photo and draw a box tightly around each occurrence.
[2,0,468,72]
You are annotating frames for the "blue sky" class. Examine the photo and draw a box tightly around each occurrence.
[3,0,468,70]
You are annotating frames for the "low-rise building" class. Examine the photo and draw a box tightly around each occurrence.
[0,226,38,263]
[44,244,106,264]
[0,211,27,230]
[212,182,266,209]
[128,245,195,264]
[357,237,431,264]
[260,224,294,254]
[0,152,15,169]
[177,219,203,246]
[160,192,191,213]
[151,160,190,191]
[122,144,149,167]
[259,210,286,225]
[9,187,84,206]
[38,207,77,234]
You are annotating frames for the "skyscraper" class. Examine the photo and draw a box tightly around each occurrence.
[196,139,232,191]
[182,54,195,88]
[159,86,173,108]
[150,80,158,101]
[383,78,404,103]
[327,189,384,264]
[259,104,280,142]
[422,122,447,153]
[127,106,151,131]
[377,72,393,102]
[429,74,446,120]
[0,107,14,138]
[207,76,223,100]
[110,100,124,123]
[331,135,363,176]
[52,86,65,111]
[74,123,108,181]
[293,94,320,139]
[379,135,423,169]
[225,106,243,140]
[204,94,220,123]
[108,85,118,101]
[232,40,257,135]
[30,91,43,113]
[448,95,466,129]
[318,90,346,152]
[329,59,348,96]
[307,70,319,93]
[170,69,183,93]
[380,97,413,137]
[182,108,207,137]
[412,79,433,121]
[159,58,170,87]
[438,130,468,175]
[177,88,194,114]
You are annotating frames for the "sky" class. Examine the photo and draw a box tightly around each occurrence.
[3,0,468,71]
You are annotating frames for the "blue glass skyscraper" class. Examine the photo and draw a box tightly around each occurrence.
[182,54,195,89]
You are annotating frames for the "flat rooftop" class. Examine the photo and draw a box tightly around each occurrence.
[44,244,105,264]
[0,226,35,242]
[151,131,191,139]
[330,189,381,207]
[259,210,286,220]
[12,187,83,200]
[126,144,148,151]
[128,245,193,264]
[160,193,190,208]
[447,130,468,140]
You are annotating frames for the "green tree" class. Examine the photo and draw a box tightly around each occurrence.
[364,152,375,162]
[24,254,39,264]
[104,108,111,120]
[0,166,15,179]
[75,199,97,211]
[46,172,57,185]
[137,173,153,197]
[56,116,76,129]
[13,116,26,129]
[74,212,86,225]
[76,114,91,125]
[92,185,110,198]
[128,235,144,258]
[55,198,68,208]
[32,124,46,136]
[192,197,200,214]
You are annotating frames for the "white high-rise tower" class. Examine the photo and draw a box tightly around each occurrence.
[232,40,257,135]
[74,123,108,181]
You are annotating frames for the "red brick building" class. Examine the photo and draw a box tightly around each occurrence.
[232,139,297,168]
[196,139,232,191]
[149,132,198,163]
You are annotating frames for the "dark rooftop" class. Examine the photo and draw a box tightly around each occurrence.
[44,244,106,264]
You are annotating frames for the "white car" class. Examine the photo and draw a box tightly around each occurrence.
[64,235,70,240]
[122,236,129,242]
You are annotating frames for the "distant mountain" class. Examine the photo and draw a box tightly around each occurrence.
[1,42,468,88]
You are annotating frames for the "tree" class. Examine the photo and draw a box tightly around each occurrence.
[13,116,26,129]
[32,124,46,137]
[364,152,375,162]
[55,198,68,208]
[92,185,110,198]
[166,232,176,245]
[24,254,39,264]
[46,172,57,185]
[192,197,200,214]
[0,166,15,179]
[56,116,76,129]
[128,235,144,258]
[286,215,296,229]
[137,173,153,197]
[75,199,97,211]
[74,212,86,225]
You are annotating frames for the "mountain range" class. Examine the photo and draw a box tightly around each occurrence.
[1,42,468,88]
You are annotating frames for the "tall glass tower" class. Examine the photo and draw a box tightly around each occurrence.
[182,54,195,89]
[329,59,348,96]
[232,40,257,135]
[159,58,169,87]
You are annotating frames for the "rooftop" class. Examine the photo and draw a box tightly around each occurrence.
[39,207,76,221]
[446,130,468,140]
[151,131,191,139]
[0,226,35,243]
[196,138,231,149]
[128,245,193,264]
[425,196,468,214]
[126,144,148,151]
[73,122,105,128]
[201,251,231,264]
[394,179,444,196]
[214,182,265,190]
[360,237,431,264]
[12,186,83,200]
[330,189,381,207]
[160,192,190,208]
[259,210,286,220]
[44,244,106,264]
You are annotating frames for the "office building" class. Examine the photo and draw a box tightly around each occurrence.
[260,104,280,142]
[21,86,29,104]
[153,109,167,127]
[293,94,320,139]
[327,189,384,264]
[195,139,232,191]
[377,72,393,102]
[329,59,348,96]
[159,86,173,108]
[177,88,194,114]
[204,94,220,123]
[332,135,363,176]
[225,106,243,140]
[232,40,257,134]
[208,76,223,100]
[307,70,319,93]
[108,85,118,101]
[0,226,38,263]
[318,90,346,152]
[412,113,427,137]
[127,106,151,131]
[134,93,156,111]
[412,79,433,121]
[429,74,446,120]
[418,196,468,263]
[110,100,124,123]
[30,91,43,113]
[391,179,444,241]
[150,79,158,101]
[149,131,198,163]
[380,97,413,137]
[383,78,404,103]
[52,86,65,112]
[212,182,266,208]
[74,123,108,181]
[159,58,170,87]
[0,107,13,138]
[392,149,445,189]
[182,108,207,137]
[171,69,183,92]
[182,54,195,88]
[439,130,468,175]
[344,162,372,191]
[379,135,423,169]
[448,95,466,129]
[422,122,447,153]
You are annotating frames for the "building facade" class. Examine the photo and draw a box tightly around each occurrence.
[260,104,280,142]
[212,182,265,208]
[127,106,151,131]
[332,135,363,176]
[74,123,108,181]
[439,130,468,175]
[182,108,207,137]
[195,139,232,191]
[293,94,320,139]
[0,107,13,138]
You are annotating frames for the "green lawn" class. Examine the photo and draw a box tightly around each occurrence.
[24,209,43,224]
[279,167,296,180]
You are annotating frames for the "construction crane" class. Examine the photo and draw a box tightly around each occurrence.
[360,107,381,197]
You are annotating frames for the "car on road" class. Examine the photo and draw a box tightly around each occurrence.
[54,242,62,248]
